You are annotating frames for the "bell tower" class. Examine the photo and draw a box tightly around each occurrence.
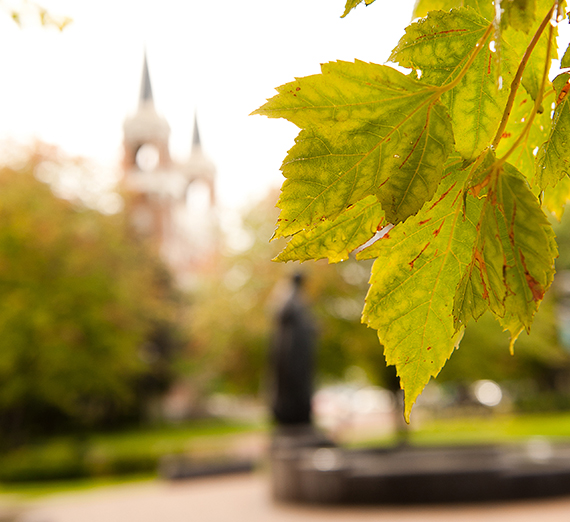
[121,52,219,287]
[121,52,174,245]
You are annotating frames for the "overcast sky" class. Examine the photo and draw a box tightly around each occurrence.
[0,0,419,210]
[0,0,567,211]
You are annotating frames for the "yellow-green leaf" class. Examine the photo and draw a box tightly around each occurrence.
[562,41,570,68]
[453,153,507,327]
[543,175,570,219]
[253,60,454,235]
[502,0,538,33]
[502,0,559,101]
[359,159,477,420]
[454,161,557,349]
[413,0,493,21]
[275,195,384,263]
[497,164,557,335]
[389,8,515,161]
[536,72,570,189]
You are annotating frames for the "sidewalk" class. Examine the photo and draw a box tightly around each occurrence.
[14,472,570,522]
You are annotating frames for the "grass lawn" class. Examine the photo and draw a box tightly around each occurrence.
[348,411,570,447]
[0,473,156,499]
[0,417,267,495]
[410,412,570,444]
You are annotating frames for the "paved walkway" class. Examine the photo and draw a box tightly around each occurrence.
[12,473,570,522]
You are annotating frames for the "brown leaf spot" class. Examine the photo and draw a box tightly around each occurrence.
[520,251,545,301]
[429,183,457,211]
[433,220,445,237]
[376,217,385,231]
[557,79,570,106]
[409,242,430,270]
[473,249,490,301]
[419,218,432,226]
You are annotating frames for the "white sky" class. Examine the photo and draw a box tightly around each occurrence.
[0,0,417,211]
[0,0,567,212]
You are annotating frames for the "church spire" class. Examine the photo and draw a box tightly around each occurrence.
[192,112,201,151]
[139,52,153,106]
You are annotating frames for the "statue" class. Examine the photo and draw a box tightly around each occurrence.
[270,272,316,425]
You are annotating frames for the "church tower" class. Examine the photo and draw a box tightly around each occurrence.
[121,52,218,287]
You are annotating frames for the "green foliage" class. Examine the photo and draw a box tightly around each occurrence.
[0,160,180,444]
[255,0,570,420]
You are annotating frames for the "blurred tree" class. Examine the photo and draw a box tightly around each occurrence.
[0,158,181,447]
[185,190,395,403]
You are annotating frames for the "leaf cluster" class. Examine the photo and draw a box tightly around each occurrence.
[254,0,570,420]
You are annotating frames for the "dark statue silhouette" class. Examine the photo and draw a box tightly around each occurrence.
[270,272,316,425]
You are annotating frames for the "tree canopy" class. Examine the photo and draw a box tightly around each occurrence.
[0,159,180,444]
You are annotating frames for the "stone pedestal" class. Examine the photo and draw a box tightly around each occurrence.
[270,439,570,504]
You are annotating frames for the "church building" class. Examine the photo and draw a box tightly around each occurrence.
[121,53,218,288]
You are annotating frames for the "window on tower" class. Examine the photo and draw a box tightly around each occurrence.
[135,143,160,172]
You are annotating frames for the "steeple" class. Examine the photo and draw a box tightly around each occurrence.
[123,50,171,172]
[192,113,201,151]
[140,52,153,106]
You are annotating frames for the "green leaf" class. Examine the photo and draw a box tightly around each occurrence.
[454,161,557,351]
[562,42,570,68]
[496,164,557,350]
[341,0,376,17]
[502,0,558,101]
[413,0,494,21]
[358,159,477,420]
[543,175,570,219]
[253,60,454,234]
[502,0,537,33]
[536,72,570,189]
[413,0,460,18]
[454,155,506,325]
[389,8,515,161]
[274,195,384,263]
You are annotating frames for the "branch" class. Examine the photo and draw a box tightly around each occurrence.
[492,2,557,150]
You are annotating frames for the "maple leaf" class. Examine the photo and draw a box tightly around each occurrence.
[413,0,494,20]
[502,0,538,34]
[389,8,516,161]
[543,175,570,219]
[502,0,560,102]
[358,159,477,421]
[275,195,384,263]
[252,60,454,234]
[536,72,570,188]
[455,159,557,351]
[562,42,570,68]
